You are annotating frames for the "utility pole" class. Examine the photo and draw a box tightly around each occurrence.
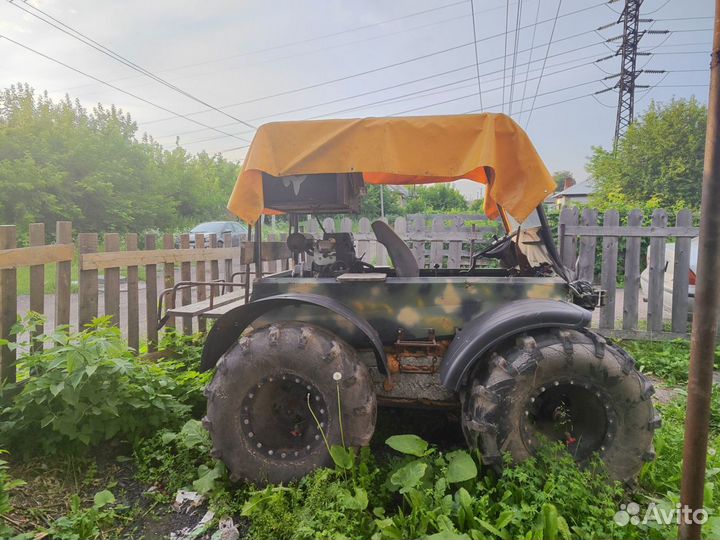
[678,2,720,539]
[380,185,385,218]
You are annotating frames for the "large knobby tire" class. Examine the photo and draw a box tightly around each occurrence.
[462,329,659,482]
[203,321,376,485]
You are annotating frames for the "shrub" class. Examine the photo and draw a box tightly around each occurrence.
[0,317,192,454]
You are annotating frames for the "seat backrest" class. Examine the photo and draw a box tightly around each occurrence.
[371,220,420,277]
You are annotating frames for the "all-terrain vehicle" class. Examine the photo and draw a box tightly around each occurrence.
[193,114,658,485]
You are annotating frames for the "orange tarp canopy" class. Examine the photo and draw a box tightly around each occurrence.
[228,113,555,224]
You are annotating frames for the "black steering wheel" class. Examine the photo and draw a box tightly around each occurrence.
[465,230,520,272]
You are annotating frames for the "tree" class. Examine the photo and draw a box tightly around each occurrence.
[552,170,575,192]
[360,185,402,218]
[587,98,706,211]
[406,184,468,213]
[0,84,241,235]
[469,197,484,213]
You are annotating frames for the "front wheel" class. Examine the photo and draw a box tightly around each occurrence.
[203,322,376,485]
[462,329,659,482]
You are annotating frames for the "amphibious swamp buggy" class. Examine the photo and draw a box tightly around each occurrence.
[162,114,658,485]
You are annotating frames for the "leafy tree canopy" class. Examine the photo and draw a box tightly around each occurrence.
[0,84,240,235]
[359,185,403,219]
[587,98,706,211]
[406,184,468,214]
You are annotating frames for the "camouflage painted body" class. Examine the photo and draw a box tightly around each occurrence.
[252,272,569,346]
[250,270,569,404]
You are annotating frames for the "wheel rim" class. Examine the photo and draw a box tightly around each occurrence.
[240,373,329,461]
[520,378,616,461]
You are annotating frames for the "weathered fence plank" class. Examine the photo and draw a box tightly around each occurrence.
[195,233,207,333]
[577,208,598,283]
[375,219,388,266]
[81,246,235,269]
[104,233,121,327]
[126,233,139,350]
[145,234,158,351]
[0,226,17,383]
[29,223,45,350]
[180,234,192,334]
[78,233,99,328]
[163,234,176,330]
[358,218,371,263]
[0,244,73,269]
[209,234,220,298]
[647,209,668,333]
[558,207,579,269]
[223,232,234,292]
[55,221,72,328]
[671,209,692,333]
[599,210,620,330]
[563,225,698,237]
[623,209,644,331]
[409,215,425,268]
[430,217,444,268]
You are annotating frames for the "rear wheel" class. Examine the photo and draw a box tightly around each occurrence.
[203,322,376,485]
[461,329,659,482]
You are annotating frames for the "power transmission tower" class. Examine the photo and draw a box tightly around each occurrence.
[614,0,645,142]
[595,0,668,145]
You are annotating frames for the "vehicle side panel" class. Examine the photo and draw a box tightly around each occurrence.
[251,276,568,345]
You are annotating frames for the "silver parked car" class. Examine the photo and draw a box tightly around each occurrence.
[186,221,248,248]
[640,237,698,318]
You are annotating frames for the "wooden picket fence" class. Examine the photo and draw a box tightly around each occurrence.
[0,221,294,383]
[558,207,699,340]
[0,209,705,383]
[303,214,499,268]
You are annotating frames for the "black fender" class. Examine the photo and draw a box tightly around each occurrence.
[200,293,388,374]
[439,299,592,391]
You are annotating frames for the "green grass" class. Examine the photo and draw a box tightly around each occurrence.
[620,338,720,384]
[16,258,79,296]
[15,259,150,297]
[4,333,720,539]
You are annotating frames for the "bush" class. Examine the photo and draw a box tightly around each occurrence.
[0,317,193,454]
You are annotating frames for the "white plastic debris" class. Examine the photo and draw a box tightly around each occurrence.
[211,517,240,540]
[170,510,215,540]
[172,489,206,513]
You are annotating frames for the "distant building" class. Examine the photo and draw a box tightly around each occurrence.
[547,179,595,209]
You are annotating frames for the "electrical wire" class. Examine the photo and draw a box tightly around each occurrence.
[508,0,524,117]
[162,36,609,144]
[7,0,257,132]
[153,27,609,139]
[140,0,609,126]
[0,33,252,142]
[469,0,484,110]
[503,0,511,112]
[644,0,673,15]
[181,52,604,146]
[519,0,544,122]
[525,0,564,128]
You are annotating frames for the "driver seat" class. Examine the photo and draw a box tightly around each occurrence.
[371,220,420,277]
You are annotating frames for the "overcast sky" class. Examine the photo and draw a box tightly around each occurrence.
[0,0,713,200]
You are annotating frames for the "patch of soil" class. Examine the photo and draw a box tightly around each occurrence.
[372,406,464,455]
[5,445,216,540]
[647,374,682,404]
